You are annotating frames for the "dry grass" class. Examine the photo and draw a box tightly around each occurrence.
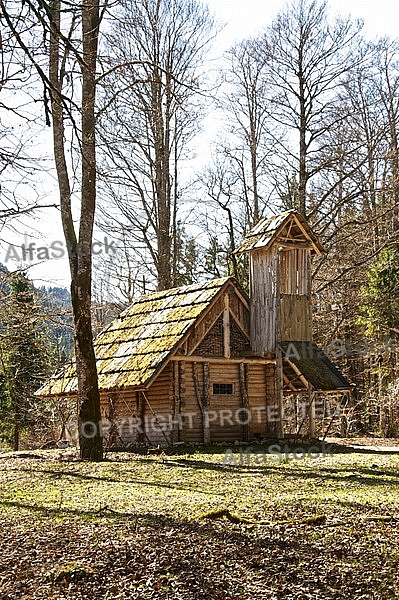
[0,440,398,599]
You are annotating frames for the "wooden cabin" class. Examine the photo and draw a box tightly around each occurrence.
[37,211,352,446]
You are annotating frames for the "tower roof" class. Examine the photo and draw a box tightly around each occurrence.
[236,210,325,255]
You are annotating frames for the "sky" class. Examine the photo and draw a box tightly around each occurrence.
[1,0,399,290]
[207,0,399,44]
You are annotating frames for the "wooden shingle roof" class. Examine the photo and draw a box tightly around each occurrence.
[236,210,324,255]
[280,341,353,392]
[37,277,231,397]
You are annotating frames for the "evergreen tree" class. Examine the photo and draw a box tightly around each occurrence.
[1,272,53,449]
[359,245,399,337]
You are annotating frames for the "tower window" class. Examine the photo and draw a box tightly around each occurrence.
[213,383,233,395]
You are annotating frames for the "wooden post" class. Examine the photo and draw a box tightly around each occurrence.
[264,362,275,436]
[308,386,315,438]
[137,391,145,443]
[179,362,186,442]
[239,363,250,442]
[192,362,211,444]
[306,249,313,338]
[275,348,284,438]
[275,247,284,438]
[203,362,211,444]
[223,294,231,358]
[172,361,180,443]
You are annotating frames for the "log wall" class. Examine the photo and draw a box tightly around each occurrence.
[174,360,276,443]
[279,248,309,295]
[100,359,279,446]
[280,295,312,341]
[100,364,174,447]
[144,364,174,445]
[249,246,313,351]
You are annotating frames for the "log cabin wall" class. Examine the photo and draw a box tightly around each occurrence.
[246,363,268,436]
[171,359,276,443]
[279,248,309,295]
[144,363,174,445]
[206,362,242,442]
[246,362,278,437]
[180,361,206,443]
[178,361,243,443]
[100,363,174,447]
[100,387,139,447]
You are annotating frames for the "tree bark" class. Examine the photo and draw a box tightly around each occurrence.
[49,0,103,460]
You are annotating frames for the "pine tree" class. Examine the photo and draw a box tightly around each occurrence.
[359,245,399,337]
[1,272,53,449]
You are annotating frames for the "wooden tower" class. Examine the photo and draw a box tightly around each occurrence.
[237,211,325,436]
[236,210,324,355]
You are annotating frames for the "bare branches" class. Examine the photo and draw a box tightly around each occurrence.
[97,0,215,291]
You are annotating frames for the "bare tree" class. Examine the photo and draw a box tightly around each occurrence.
[261,0,363,216]
[219,39,272,227]
[199,156,243,282]
[0,17,58,228]
[97,0,215,290]
[0,0,106,460]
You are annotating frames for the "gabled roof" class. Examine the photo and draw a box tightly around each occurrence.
[280,341,353,392]
[236,210,325,255]
[37,277,234,397]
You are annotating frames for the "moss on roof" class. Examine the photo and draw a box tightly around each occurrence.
[36,278,231,397]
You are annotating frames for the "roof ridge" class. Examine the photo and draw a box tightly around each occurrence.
[120,276,231,310]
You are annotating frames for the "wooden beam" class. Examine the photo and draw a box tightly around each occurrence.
[171,356,276,364]
[223,294,231,358]
[192,361,210,445]
[308,386,316,438]
[203,362,211,445]
[292,213,324,255]
[172,361,180,443]
[239,363,249,442]
[186,308,223,355]
[276,241,314,250]
[275,348,284,438]
[229,283,250,310]
[284,359,352,393]
[275,248,283,437]
[282,372,301,392]
[284,359,310,389]
[179,361,186,442]
[229,310,250,340]
[137,391,145,443]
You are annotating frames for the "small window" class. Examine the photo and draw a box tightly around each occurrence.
[213,383,233,395]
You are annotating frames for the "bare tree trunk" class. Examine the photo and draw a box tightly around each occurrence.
[298,34,307,217]
[249,122,260,224]
[13,391,19,451]
[49,0,103,460]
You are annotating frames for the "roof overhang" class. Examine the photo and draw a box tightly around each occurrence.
[279,341,354,393]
